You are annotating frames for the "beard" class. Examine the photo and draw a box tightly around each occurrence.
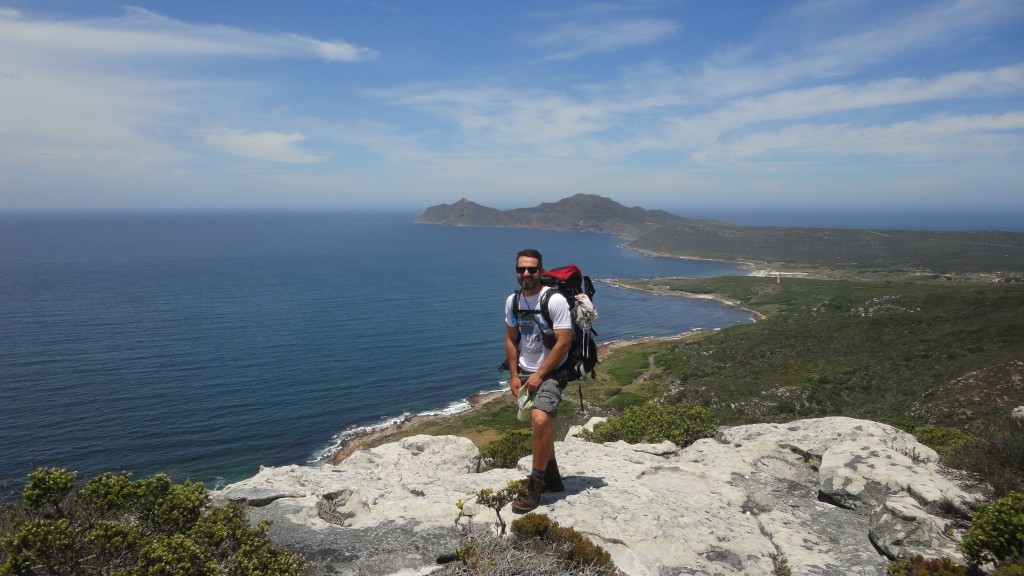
[518,276,539,291]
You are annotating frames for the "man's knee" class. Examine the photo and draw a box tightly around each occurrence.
[531,408,551,429]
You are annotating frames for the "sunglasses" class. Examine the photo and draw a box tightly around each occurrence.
[516,266,539,274]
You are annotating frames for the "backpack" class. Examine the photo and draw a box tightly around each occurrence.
[505,265,599,410]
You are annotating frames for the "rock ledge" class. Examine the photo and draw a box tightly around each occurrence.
[216,417,985,576]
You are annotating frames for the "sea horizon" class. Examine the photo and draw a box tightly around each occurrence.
[2,206,1022,233]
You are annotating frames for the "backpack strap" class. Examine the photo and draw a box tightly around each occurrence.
[538,288,555,328]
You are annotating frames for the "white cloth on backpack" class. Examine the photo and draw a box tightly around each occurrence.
[573,293,598,327]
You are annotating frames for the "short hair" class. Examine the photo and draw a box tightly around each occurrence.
[516,248,543,268]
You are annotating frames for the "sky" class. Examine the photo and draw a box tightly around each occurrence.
[1,0,1022,216]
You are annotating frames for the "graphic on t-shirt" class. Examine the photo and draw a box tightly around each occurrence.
[518,315,544,357]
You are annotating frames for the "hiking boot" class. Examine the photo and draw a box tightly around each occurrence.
[511,475,545,514]
[543,459,564,493]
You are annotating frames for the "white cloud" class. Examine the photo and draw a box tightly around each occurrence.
[668,65,1024,148]
[695,0,1024,98]
[705,112,1024,163]
[526,17,679,60]
[0,7,376,62]
[205,130,325,164]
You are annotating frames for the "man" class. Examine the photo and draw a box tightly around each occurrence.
[504,248,572,513]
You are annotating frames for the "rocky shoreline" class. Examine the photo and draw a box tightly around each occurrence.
[323,288,763,465]
[326,390,509,464]
[599,278,767,320]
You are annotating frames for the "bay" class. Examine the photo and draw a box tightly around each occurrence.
[0,211,753,487]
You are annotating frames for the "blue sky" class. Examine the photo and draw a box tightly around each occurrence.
[1,0,1022,215]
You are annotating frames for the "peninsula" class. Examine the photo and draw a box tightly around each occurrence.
[419,194,1024,279]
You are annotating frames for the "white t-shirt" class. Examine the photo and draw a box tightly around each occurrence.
[505,287,572,374]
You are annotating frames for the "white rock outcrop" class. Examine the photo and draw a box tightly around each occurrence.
[216,417,986,576]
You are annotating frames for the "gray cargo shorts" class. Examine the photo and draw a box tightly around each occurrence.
[521,373,563,418]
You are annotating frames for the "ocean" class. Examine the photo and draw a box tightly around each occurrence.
[0,211,756,489]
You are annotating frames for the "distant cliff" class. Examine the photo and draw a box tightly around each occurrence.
[416,193,715,239]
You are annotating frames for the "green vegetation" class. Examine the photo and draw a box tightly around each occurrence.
[945,415,1024,499]
[480,430,532,470]
[632,222,1024,275]
[510,514,616,574]
[958,491,1024,568]
[615,278,1023,427]
[0,468,305,576]
[579,403,717,447]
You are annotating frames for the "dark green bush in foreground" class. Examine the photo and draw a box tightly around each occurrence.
[580,403,717,447]
[510,513,616,574]
[958,491,1024,568]
[0,468,305,576]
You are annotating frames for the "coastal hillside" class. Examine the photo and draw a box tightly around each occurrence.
[632,222,1024,276]
[416,194,714,239]
[419,195,1024,277]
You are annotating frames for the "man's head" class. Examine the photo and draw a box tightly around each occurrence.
[515,248,543,293]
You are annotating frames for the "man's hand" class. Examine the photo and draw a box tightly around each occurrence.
[524,372,545,392]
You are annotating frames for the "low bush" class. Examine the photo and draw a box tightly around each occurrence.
[958,490,1024,568]
[511,513,616,574]
[480,430,532,470]
[580,403,717,447]
[0,467,305,576]
[905,425,969,457]
[510,512,555,540]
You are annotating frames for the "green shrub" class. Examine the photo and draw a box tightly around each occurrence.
[480,430,532,470]
[551,525,613,573]
[580,403,717,447]
[0,467,306,576]
[887,555,966,576]
[509,513,554,540]
[958,491,1024,567]
[907,425,968,456]
[510,513,616,574]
